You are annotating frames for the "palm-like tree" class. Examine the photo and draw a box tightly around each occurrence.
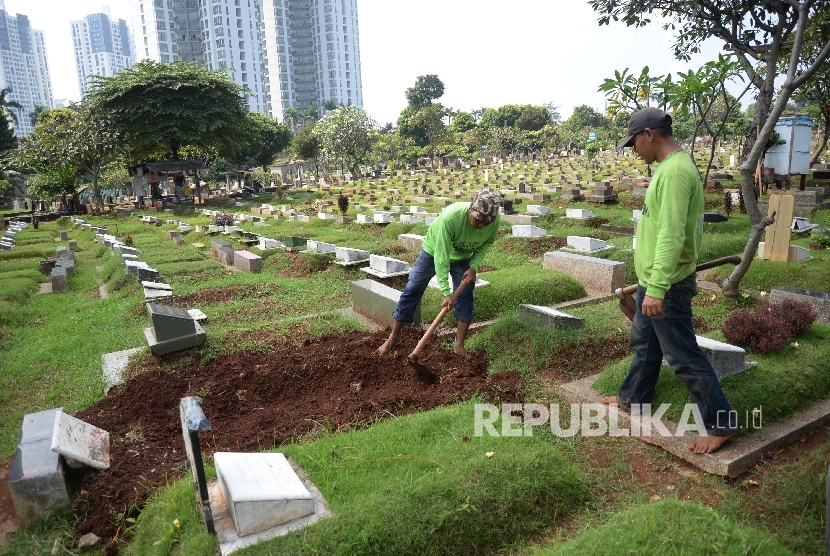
[0,88,23,125]
[283,106,300,134]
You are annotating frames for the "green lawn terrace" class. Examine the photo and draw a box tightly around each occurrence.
[1,151,830,555]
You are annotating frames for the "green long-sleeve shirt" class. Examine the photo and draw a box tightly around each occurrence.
[635,152,704,300]
[421,202,500,296]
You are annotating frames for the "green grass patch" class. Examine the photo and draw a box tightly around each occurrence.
[537,499,795,555]
[592,323,830,427]
[421,265,585,325]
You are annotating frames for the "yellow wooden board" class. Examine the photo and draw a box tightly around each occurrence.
[765,194,795,262]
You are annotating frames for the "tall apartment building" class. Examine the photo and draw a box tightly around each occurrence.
[0,0,53,137]
[129,0,268,113]
[71,8,135,97]
[261,0,363,121]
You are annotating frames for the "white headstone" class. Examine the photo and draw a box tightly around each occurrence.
[526,205,552,215]
[214,452,315,536]
[567,236,607,252]
[512,225,546,237]
[51,412,110,470]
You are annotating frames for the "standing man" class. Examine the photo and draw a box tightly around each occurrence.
[602,107,736,454]
[377,191,501,357]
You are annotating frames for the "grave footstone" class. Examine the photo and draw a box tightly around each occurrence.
[137,267,162,283]
[217,246,235,266]
[212,240,232,257]
[144,304,206,355]
[234,250,263,272]
[692,336,754,380]
[369,254,409,274]
[703,212,728,223]
[770,286,830,324]
[351,279,421,327]
[335,247,370,264]
[512,225,546,237]
[566,236,609,253]
[518,305,584,330]
[50,267,67,292]
[543,251,625,295]
[214,452,315,536]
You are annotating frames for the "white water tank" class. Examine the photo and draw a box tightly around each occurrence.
[764,115,813,175]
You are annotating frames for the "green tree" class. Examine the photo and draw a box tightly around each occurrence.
[0,88,22,125]
[88,60,247,162]
[15,106,119,211]
[515,105,552,131]
[314,105,377,178]
[248,112,292,171]
[0,111,16,155]
[590,0,830,299]
[24,164,77,201]
[405,74,445,109]
[479,104,523,128]
[292,121,322,174]
[450,111,477,133]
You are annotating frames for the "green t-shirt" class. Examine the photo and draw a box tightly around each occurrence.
[421,202,500,296]
[635,152,704,300]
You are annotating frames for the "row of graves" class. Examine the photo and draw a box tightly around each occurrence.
[0,220,27,251]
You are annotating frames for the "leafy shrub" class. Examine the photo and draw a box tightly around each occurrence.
[337,191,349,215]
[722,308,789,354]
[811,229,830,248]
[211,213,235,226]
[762,300,818,337]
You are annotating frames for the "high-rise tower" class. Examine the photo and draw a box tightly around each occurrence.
[0,0,53,137]
[261,0,363,122]
[71,7,134,97]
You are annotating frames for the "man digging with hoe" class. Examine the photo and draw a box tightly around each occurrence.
[377,191,501,358]
[602,108,737,454]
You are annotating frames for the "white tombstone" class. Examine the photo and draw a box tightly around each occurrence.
[632,210,642,221]
[567,236,608,252]
[526,205,552,215]
[369,254,409,274]
[566,208,593,219]
[214,452,315,537]
[374,213,395,224]
[258,238,282,250]
[307,240,337,253]
[317,212,335,221]
[512,225,546,237]
[335,246,370,262]
[356,214,374,224]
[51,412,110,470]
[410,206,427,213]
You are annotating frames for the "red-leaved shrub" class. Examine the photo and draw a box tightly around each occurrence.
[722,307,790,354]
[762,300,818,337]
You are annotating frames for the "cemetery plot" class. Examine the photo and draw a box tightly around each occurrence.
[69,328,520,547]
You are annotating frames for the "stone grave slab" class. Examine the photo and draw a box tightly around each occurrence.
[137,267,162,283]
[258,238,282,250]
[352,279,421,328]
[356,214,374,224]
[428,274,490,290]
[144,287,173,302]
[306,240,337,253]
[565,208,593,219]
[692,336,754,380]
[526,204,552,215]
[212,240,232,257]
[400,215,424,224]
[50,267,67,292]
[398,234,425,251]
[188,308,208,321]
[9,431,69,527]
[770,286,830,324]
[756,242,810,262]
[703,212,728,223]
[499,213,539,225]
[565,236,610,253]
[334,247,370,266]
[141,281,172,291]
[791,217,817,232]
[543,251,625,295]
[102,347,144,393]
[282,237,307,251]
[364,255,410,277]
[518,304,584,330]
[217,246,235,266]
[148,304,197,341]
[512,225,546,238]
[214,452,315,537]
[234,250,263,272]
[50,411,110,469]
[125,260,151,275]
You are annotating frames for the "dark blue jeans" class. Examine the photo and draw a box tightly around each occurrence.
[617,273,736,436]
[392,250,475,324]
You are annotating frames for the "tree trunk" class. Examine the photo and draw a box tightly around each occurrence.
[92,164,103,214]
[811,116,830,166]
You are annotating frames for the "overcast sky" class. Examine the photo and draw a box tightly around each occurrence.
[4,0,735,124]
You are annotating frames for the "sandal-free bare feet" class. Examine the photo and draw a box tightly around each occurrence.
[689,432,736,454]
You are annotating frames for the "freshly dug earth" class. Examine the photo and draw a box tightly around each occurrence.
[71,328,522,553]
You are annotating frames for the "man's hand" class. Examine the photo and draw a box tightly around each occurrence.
[441,295,453,310]
[463,267,477,284]
[641,295,663,318]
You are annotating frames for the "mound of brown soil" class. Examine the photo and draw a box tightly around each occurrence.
[71,328,522,550]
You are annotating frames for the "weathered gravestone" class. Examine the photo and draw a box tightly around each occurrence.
[180,397,216,534]
[770,286,830,325]
[51,412,110,470]
[8,408,69,527]
[352,279,421,328]
[518,305,584,330]
[144,303,206,355]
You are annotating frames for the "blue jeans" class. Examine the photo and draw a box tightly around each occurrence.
[392,250,475,324]
[617,273,736,435]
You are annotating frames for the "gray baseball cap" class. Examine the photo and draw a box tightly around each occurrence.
[616,107,672,150]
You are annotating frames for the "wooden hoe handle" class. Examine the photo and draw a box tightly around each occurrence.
[409,277,472,359]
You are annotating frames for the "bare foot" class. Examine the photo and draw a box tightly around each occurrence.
[376,334,398,356]
[689,432,736,454]
[454,346,470,357]
[601,396,618,405]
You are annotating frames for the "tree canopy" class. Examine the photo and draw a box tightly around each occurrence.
[87,60,249,162]
[405,74,445,109]
[315,105,377,178]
